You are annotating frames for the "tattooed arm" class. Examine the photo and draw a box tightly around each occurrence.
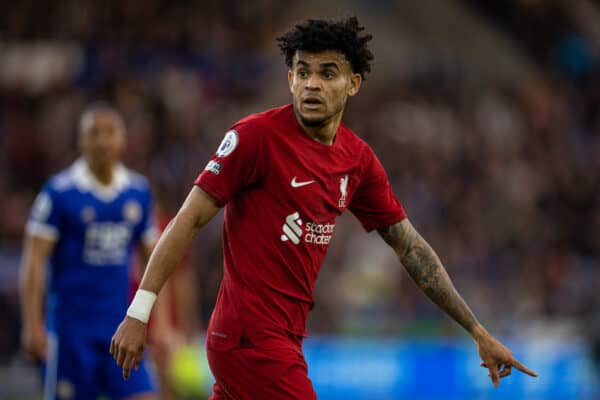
[378,219,479,333]
[378,218,537,387]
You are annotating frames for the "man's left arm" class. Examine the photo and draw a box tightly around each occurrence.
[377,218,538,387]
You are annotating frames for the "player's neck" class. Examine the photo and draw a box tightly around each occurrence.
[296,112,342,146]
[86,160,115,186]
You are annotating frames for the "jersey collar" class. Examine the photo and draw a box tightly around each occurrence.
[70,158,130,202]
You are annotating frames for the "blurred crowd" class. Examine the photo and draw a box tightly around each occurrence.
[1,0,600,366]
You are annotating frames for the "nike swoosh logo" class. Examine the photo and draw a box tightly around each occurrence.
[291,177,315,188]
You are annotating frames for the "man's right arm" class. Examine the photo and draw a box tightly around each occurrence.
[19,234,55,361]
[110,186,220,379]
[136,186,220,295]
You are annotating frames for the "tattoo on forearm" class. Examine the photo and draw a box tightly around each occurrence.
[378,220,479,333]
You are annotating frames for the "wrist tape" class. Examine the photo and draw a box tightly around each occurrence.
[126,289,157,323]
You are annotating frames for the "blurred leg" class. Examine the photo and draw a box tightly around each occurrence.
[43,333,99,400]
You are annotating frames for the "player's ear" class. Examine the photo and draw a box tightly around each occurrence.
[348,73,362,97]
[288,69,294,94]
[78,129,87,154]
[117,130,127,153]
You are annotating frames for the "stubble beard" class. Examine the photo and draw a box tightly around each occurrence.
[293,102,329,127]
[301,116,327,127]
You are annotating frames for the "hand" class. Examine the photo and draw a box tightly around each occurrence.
[472,325,538,387]
[110,316,148,380]
[21,322,47,362]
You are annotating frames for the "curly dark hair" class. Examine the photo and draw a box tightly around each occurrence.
[276,17,374,79]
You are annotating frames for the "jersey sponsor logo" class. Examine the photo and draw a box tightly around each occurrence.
[339,174,349,208]
[280,211,334,246]
[216,130,238,157]
[205,160,222,175]
[280,212,303,244]
[31,192,52,222]
[291,177,315,188]
[84,222,132,265]
[123,200,142,223]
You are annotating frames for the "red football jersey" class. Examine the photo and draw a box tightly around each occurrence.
[195,104,406,349]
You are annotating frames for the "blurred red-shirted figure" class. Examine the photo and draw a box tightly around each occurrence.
[111,17,537,399]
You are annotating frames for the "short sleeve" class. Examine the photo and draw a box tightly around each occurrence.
[140,190,159,247]
[26,184,62,241]
[195,120,264,206]
[349,147,407,232]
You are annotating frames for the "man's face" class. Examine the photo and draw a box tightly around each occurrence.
[79,112,125,169]
[288,50,361,127]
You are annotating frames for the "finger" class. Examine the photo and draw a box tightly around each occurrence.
[499,365,512,378]
[132,351,143,372]
[114,345,121,366]
[488,362,500,388]
[134,352,143,371]
[112,338,120,362]
[122,353,135,380]
[512,358,538,377]
[116,345,128,368]
[480,362,487,368]
[109,338,115,357]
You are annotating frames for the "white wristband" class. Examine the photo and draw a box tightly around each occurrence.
[126,289,157,324]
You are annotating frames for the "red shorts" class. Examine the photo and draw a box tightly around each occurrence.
[206,330,316,400]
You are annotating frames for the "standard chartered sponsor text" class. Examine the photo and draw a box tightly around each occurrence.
[281,211,335,246]
[304,221,334,245]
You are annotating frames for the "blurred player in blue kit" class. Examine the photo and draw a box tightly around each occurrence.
[19,104,167,400]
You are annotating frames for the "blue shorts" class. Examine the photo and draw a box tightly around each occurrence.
[42,332,156,400]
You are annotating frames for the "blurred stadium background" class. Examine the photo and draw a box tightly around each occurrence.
[1,0,600,399]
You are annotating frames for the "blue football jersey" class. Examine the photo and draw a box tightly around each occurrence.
[26,159,158,338]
